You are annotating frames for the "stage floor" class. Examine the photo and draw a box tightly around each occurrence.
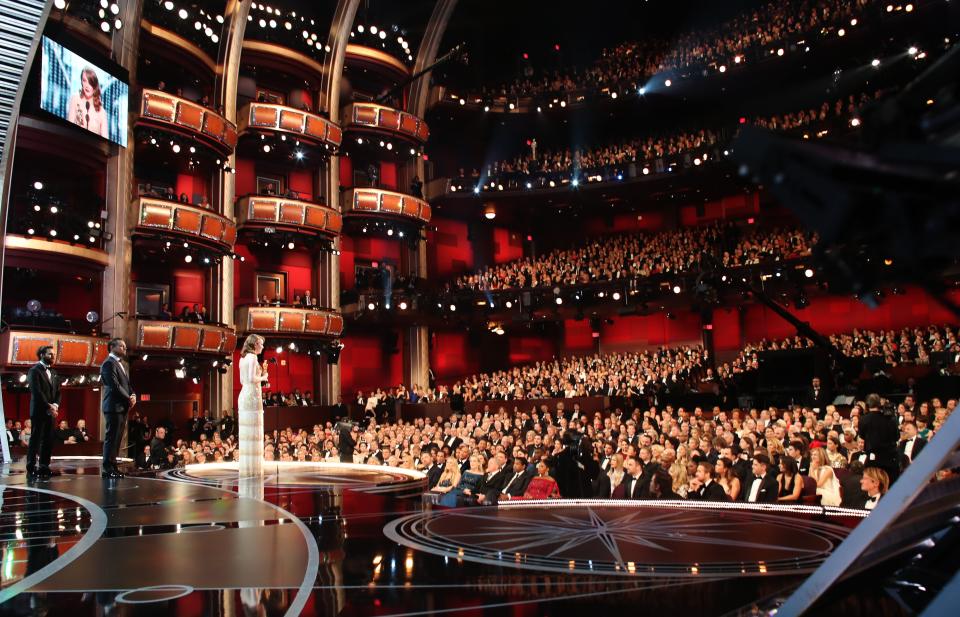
[0,457,869,616]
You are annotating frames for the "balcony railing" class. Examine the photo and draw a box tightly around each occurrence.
[133,197,238,253]
[0,330,109,369]
[4,234,109,268]
[345,44,410,79]
[236,306,344,338]
[131,319,237,355]
[342,188,431,224]
[235,195,342,237]
[343,102,429,143]
[238,102,343,149]
[137,88,237,156]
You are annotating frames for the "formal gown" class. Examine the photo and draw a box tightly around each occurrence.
[815,468,842,507]
[238,353,266,477]
[438,471,482,507]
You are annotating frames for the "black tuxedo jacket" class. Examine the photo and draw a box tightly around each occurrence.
[477,468,510,502]
[806,386,830,412]
[898,437,927,464]
[743,471,779,503]
[100,357,132,414]
[592,471,612,498]
[689,481,729,502]
[28,362,60,418]
[622,474,647,500]
[501,470,533,499]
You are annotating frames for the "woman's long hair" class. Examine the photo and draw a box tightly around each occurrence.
[80,67,102,111]
[241,334,263,357]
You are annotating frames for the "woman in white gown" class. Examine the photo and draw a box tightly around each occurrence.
[238,334,268,477]
[809,447,842,507]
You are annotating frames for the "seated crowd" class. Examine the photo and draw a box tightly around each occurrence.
[478,0,878,99]
[454,223,817,291]
[141,391,956,512]
[472,90,881,192]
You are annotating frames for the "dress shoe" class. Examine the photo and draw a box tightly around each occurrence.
[101,470,117,478]
[110,470,125,478]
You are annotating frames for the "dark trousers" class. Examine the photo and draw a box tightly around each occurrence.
[26,413,54,472]
[102,412,127,470]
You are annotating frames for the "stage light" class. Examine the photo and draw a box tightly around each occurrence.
[449,304,456,312]
[483,105,490,112]
[194,20,202,30]
[100,21,111,32]
[276,346,283,354]
[73,234,80,241]
[49,229,57,237]
[871,58,880,67]
[387,228,394,236]
[203,257,210,264]
[555,297,563,305]
[638,86,646,95]
[719,65,726,73]
[560,100,566,108]
[612,292,621,301]
[459,98,465,106]
[672,285,681,294]
[18,374,26,383]
[664,79,672,87]
[142,354,148,361]
[642,167,650,175]
[473,186,480,195]
[33,181,43,190]
[850,118,861,127]
[288,342,297,350]
[508,102,515,110]
[399,301,408,310]
[184,254,193,263]
[837,28,845,37]
[370,25,378,34]
[777,48,784,56]
[362,226,368,233]
[88,236,95,243]
[572,178,579,187]
[537,106,542,112]
[610,92,617,99]
[287,242,295,249]
[172,143,181,153]
[179,8,188,19]
[505,300,513,308]
[908,46,918,56]
[295,150,304,160]
[285,21,292,30]
[175,368,186,379]
[616,173,623,180]
[734,55,742,64]
[905,3,913,11]
[386,142,393,150]
[263,144,271,153]
[851,18,857,26]
[694,158,701,166]
[804,268,814,278]
[33,204,40,212]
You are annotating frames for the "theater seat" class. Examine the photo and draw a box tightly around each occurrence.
[801,475,820,505]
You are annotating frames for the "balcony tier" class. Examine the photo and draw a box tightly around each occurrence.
[4,234,109,269]
[236,306,344,338]
[345,44,410,81]
[343,102,429,144]
[0,330,109,370]
[132,197,238,254]
[237,102,342,150]
[131,320,237,356]
[236,195,342,238]
[137,89,237,156]
[342,188,431,225]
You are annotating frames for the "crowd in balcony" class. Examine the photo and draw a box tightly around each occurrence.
[139,182,214,210]
[453,223,817,292]
[477,0,880,100]
[462,90,881,193]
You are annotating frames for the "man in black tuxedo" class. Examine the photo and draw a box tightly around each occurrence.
[805,377,830,417]
[860,393,901,483]
[422,451,443,489]
[338,422,357,463]
[787,440,810,476]
[897,420,927,467]
[687,462,728,501]
[100,338,136,478]
[26,345,61,479]
[840,461,869,509]
[620,457,647,500]
[743,454,779,503]
[473,458,509,505]
[498,457,533,502]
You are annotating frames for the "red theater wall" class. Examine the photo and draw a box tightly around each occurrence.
[233,245,315,305]
[340,332,403,393]
[430,331,481,382]
[428,217,474,278]
[339,236,403,290]
[493,227,524,264]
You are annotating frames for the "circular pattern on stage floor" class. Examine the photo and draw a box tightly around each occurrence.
[384,500,853,578]
[163,461,426,494]
[116,584,195,604]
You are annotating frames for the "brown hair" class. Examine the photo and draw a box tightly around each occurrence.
[80,67,102,111]
[241,334,264,357]
[863,467,890,494]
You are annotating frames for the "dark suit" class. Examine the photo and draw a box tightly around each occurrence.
[743,472,779,503]
[426,464,443,489]
[100,356,132,472]
[499,469,533,501]
[476,468,509,504]
[27,362,60,473]
[840,473,869,509]
[688,480,729,502]
[898,436,927,466]
[621,474,646,500]
[592,471,612,498]
[805,386,830,415]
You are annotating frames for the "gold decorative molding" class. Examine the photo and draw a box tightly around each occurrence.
[132,197,238,252]
[342,188,432,224]
[0,330,110,369]
[343,102,429,143]
[236,195,342,237]
[4,234,110,267]
[236,306,344,338]
[237,101,343,149]
[141,20,219,74]
[133,319,237,355]
[241,39,325,78]
[345,44,409,77]
[137,89,237,155]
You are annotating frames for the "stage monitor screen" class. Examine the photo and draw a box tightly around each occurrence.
[40,36,128,147]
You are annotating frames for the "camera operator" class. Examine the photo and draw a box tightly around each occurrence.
[337,421,359,464]
[859,393,901,483]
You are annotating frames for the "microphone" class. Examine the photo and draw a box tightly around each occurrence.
[86,101,90,111]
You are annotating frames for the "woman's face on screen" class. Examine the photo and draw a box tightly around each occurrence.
[81,72,95,97]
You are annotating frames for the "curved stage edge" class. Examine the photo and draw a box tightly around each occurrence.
[1,457,886,617]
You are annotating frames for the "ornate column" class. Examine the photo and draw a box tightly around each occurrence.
[209,0,251,418]
[315,0,361,405]
[402,0,458,391]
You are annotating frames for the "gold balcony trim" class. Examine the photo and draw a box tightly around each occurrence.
[235,195,342,237]
[237,101,343,148]
[132,197,238,252]
[141,21,219,73]
[0,330,109,369]
[342,188,432,224]
[137,88,237,154]
[4,234,109,267]
[343,102,429,143]
[132,319,237,355]
[241,40,326,78]
[235,306,344,338]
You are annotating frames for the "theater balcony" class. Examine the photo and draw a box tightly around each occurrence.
[345,44,411,84]
[342,187,432,226]
[342,102,429,146]
[129,319,237,357]
[0,330,109,371]
[235,306,345,339]
[235,195,342,240]
[3,234,109,270]
[237,102,343,151]
[136,88,238,158]
[132,196,238,255]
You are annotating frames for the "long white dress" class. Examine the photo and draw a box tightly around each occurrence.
[238,353,266,477]
[815,467,842,507]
